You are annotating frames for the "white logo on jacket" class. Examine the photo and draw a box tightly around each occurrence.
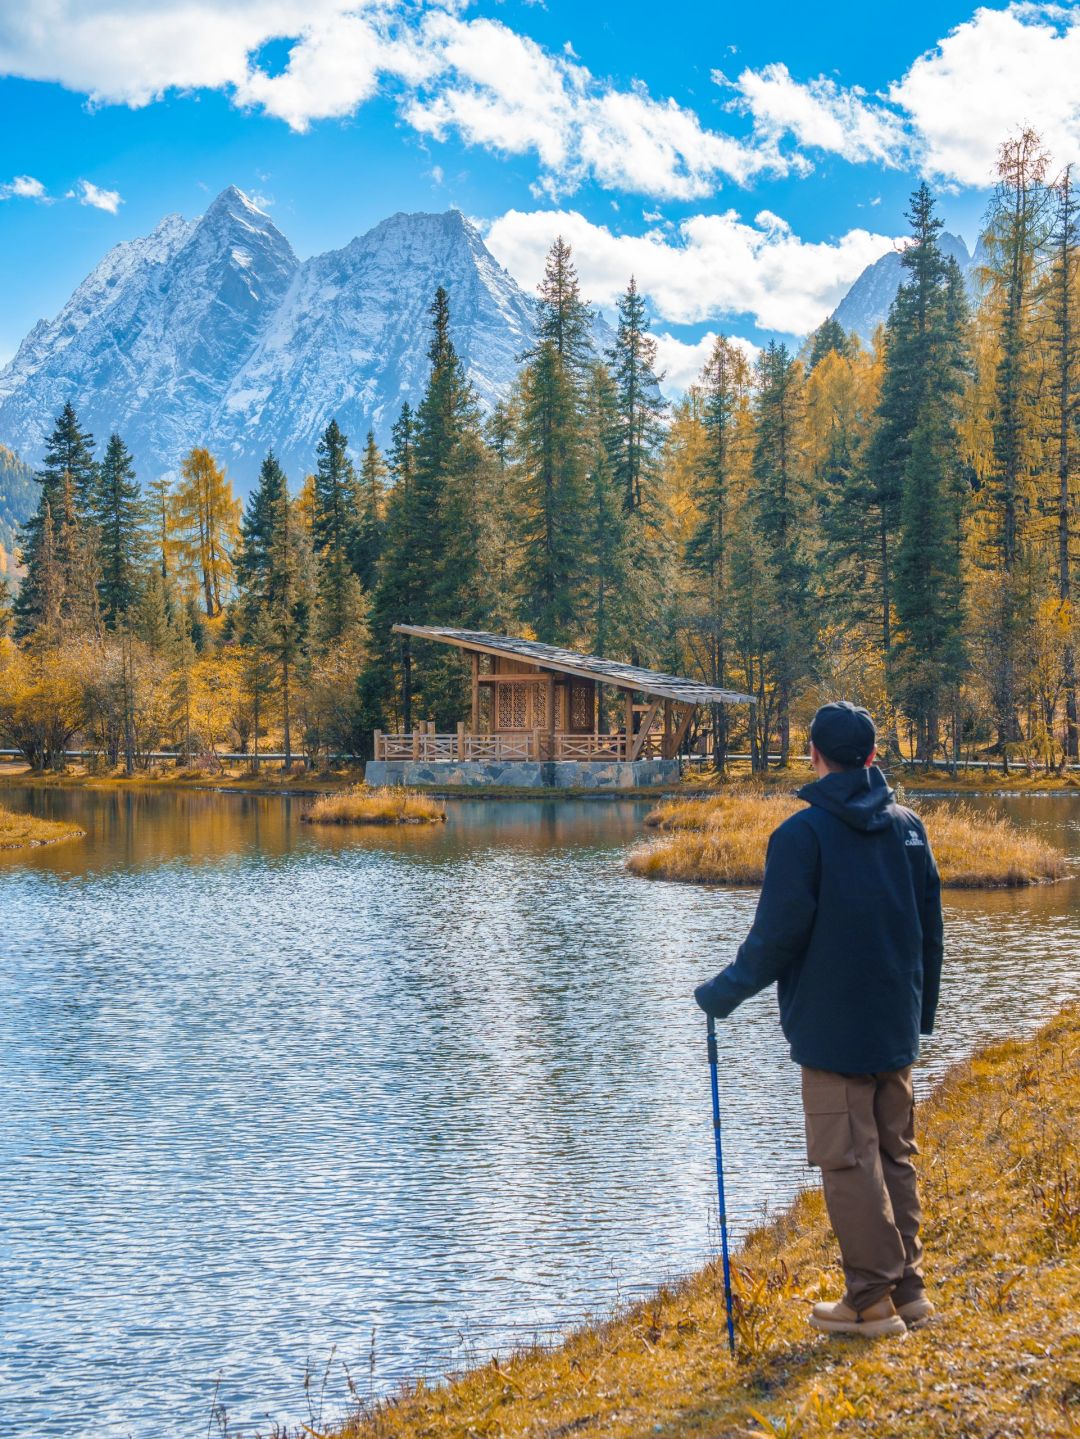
[905,829,924,847]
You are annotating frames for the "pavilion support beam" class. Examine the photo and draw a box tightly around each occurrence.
[631,699,662,761]
[671,703,696,757]
[624,691,635,762]
[663,699,673,759]
[471,653,480,733]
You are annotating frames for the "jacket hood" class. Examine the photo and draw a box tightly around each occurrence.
[797,765,895,833]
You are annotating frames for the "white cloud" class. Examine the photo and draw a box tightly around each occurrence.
[0,174,48,200]
[3,1,1078,197]
[483,208,899,335]
[75,179,123,212]
[403,13,779,199]
[728,62,907,167]
[891,3,1080,186]
[653,330,760,395]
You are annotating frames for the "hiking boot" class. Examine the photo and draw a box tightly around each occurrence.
[809,1295,906,1338]
[895,1295,935,1328]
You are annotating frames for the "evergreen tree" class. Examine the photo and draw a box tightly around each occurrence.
[236,452,288,604]
[685,335,751,766]
[751,342,813,766]
[607,276,666,514]
[534,236,594,375]
[354,430,387,592]
[1044,164,1080,758]
[364,402,421,731]
[312,419,362,643]
[580,361,630,660]
[808,316,852,371]
[14,403,97,637]
[516,334,589,643]
[95,433,146,626]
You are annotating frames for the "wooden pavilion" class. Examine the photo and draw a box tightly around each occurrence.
[370,627,754,783]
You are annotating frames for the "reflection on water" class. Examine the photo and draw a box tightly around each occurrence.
[1,786,1078,1438]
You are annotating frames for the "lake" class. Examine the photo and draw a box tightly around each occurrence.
[2,786,1078,1437]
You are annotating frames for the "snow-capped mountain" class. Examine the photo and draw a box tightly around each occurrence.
[0,189,539,488]
[831,231,975,343]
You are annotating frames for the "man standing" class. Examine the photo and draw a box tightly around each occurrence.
[694,702,943,1337]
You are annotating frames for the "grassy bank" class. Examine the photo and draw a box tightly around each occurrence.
[628,790,1069,888]
[0,802,84,850]
[302,786,446,826]
[321,1007,1080,1439]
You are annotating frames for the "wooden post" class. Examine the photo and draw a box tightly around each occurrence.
[412,727,420,759]
[457,721,466,760]
[532,727,542,761]
[547,673,555,761]
[471,653,480,733]
[624,691,634,762]
[663,699,673,759]
[374,729,383,761]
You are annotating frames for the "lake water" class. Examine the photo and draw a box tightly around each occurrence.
[2,786,1078,1437]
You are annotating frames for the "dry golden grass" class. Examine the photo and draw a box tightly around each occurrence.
[628,789,1068,889]
[316,1006,1080,1439]
[302,785,446,827]
[0,803,84,851]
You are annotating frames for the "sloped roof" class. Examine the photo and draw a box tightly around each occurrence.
[392,626,756,706]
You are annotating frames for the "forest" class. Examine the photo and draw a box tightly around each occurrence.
[1,131,1077,776]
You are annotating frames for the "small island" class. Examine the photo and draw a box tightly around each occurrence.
[627,789,1069,889]
[0,803,85,852]
[301,785,446,827]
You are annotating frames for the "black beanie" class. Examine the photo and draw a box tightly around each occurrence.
[810,701,876,767]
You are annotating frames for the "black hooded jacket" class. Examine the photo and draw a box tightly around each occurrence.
[694,767,944,1074]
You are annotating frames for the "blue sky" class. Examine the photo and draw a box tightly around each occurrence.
[1,1,1078,386]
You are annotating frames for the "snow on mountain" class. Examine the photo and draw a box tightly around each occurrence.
[215,208,536,481]
[831,231,974,343]
[0,190,546,489]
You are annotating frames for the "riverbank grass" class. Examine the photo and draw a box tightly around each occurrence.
[328,1006,1080,1439]
[628,790,1068,888]
[302,786,446,826]
[0,803,84,851]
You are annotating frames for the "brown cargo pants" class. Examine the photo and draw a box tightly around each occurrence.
[801,1065,925,1312]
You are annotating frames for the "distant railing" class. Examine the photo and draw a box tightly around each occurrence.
[373,729,642,763]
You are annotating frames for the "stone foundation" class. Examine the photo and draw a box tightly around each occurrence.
[364,759,680,789]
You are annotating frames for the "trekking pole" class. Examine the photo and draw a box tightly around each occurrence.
[706,1012,736,1356]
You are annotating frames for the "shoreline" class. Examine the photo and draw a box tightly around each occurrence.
[323,1006,1080,1439]
[2,761,1079,803]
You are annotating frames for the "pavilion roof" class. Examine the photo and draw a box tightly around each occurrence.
[392,626,756,707]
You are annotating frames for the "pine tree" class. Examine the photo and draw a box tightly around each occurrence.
[808,316,853,371]
[892,252,970,762]
[95,433,147,626]
[1044,164,1080,758]
[354,430,387,592]
[534,237,594,376]
[751,342,813,766]
[312,419,362,643]
[14,403,98,637]
[364,402,421,731]
[977,131,1052,766]
[236,452,288,604]
[516,334,589,643]
[685,335,751,766]
[607,276,666,514]
[580,361,630,661]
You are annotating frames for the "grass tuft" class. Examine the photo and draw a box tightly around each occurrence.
[629,789,1067,889]
[0,803,84,851]
[317,1006,1080,1439]
[301,785,446,827]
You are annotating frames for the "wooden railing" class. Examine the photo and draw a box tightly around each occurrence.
[373,728,638,763]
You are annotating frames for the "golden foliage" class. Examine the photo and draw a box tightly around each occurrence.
[302,785,446,826]
[322,1006,1080,1439]
[628,788,1067,888]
